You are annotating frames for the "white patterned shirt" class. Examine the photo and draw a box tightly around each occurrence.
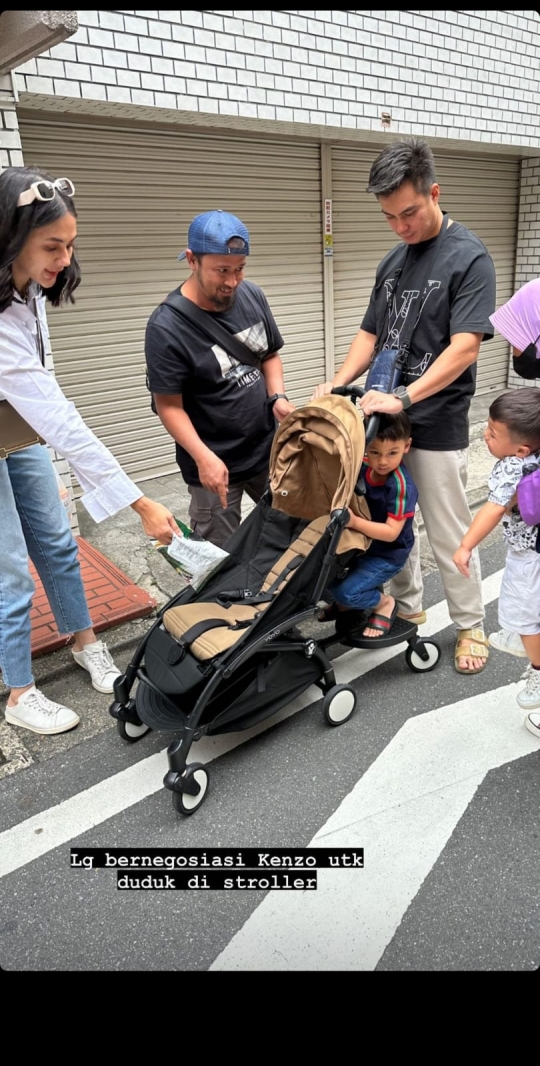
[487,450,540,551]
[0,284,143,522]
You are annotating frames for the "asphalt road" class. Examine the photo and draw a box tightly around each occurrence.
[1,534,539,972]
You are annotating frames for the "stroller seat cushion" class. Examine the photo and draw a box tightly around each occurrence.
[163,601,260,661]
[163,514,332,662]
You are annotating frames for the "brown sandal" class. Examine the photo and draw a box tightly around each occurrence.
[397,610,427,626]
[454,627,489,674]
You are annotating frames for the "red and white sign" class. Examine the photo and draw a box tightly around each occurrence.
[324,198,332,235]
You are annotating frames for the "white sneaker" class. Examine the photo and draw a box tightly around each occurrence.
[488,629,527,658]
[72,640,121,694]
[516,664,540,710]
[5,686,80,735]
[524,711,540,739]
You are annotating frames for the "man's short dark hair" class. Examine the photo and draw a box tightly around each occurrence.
[371,411,412,444]
[489,388,540,452]
[367,138,437,199]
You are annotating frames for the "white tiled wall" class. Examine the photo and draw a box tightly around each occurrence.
[12,9,540,147]
[0,77,23,169]
[3,11,539,447]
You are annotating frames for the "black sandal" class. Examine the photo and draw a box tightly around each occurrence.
[317,603,341,623]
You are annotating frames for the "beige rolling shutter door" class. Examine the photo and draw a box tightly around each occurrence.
[332,146,518,394]
[332,146,396,382]
[19,117,324,483]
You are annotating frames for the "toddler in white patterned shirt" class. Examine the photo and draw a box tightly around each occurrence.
[452,388,540,738]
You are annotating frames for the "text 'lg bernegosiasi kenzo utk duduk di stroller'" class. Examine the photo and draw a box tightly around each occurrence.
[109,387,441,816]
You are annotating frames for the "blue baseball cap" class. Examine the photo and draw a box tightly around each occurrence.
[178,209,250,260]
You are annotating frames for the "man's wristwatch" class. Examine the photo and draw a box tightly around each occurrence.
[268,393,289,406]
[392,385,412,410]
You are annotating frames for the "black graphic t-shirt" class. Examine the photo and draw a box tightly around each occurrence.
[145,280,284,485]
[361,218,496,450]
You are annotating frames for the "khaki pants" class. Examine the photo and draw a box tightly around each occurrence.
[187,468,269,548]
[389,447,484,631]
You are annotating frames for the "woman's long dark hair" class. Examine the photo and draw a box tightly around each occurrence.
[0,165,81,312]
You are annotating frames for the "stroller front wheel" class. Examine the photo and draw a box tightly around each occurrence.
[405,640,441,673]
[172,764,210,816]
[323,684,357,726]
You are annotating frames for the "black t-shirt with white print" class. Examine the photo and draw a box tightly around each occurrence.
[145,280,284,485]
[361,216,496,450]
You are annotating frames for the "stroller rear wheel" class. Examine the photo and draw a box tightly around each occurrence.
[117,718,152,743]
[323,684,357,726]
[172,763,210,816]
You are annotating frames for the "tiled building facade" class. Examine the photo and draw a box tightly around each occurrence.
[1,10,539,509]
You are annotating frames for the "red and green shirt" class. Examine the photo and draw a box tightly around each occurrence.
[362,461,418,567]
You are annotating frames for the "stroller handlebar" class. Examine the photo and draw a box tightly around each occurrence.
[330,385,380,445]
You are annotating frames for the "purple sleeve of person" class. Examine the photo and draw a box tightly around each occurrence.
[517,468,540,526]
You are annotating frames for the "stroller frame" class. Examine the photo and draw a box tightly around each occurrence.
[109,388,441,816]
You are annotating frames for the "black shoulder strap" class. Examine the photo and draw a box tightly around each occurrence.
[165,290,262,371]
[378,213,450,353]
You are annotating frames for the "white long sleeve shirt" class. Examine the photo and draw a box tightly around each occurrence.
[0,284,143,522]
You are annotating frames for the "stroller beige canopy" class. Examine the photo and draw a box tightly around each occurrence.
[161,393,371,662]
[269,393,371,554]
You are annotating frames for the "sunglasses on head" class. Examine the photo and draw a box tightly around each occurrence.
[17,177,75,208]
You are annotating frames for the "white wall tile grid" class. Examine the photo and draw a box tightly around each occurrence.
[11,10,540,147]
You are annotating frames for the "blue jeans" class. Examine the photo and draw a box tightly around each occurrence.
[329,553,405,612]
[0,445,91,688]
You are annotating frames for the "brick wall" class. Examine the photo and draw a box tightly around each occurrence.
[13,9,540,148]
[0,82,78,530]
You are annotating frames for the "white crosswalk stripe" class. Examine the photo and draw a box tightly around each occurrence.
[0,570,504,880]
[2,563,539,972]
[210,680,537,970]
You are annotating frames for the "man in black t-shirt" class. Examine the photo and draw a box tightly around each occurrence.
[146,209,294,547]
[313,138,496,675]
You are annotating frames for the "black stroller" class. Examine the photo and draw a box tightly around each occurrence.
[109,388,441,815]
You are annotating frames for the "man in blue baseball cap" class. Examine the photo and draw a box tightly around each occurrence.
[145,210,294,547]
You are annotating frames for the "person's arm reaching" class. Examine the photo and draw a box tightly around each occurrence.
[260,352,295,422]
[360,331,483,415]
[154,393,229,509]
[312,329,377,399]
[348,511,406,542]
[453,501,505,577]
[0,320,179,541]
[130,497,181,541]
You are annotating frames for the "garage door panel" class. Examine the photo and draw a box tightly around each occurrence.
[19,116,324,483]
[331,145,519,396]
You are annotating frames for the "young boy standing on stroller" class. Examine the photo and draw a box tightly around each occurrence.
[452,388,540,738]
[320,411,418,638]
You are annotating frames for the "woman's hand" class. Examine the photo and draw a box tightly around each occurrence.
[131,497,181,543]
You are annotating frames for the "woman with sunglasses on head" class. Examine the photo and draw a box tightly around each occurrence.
[0,166,179,737]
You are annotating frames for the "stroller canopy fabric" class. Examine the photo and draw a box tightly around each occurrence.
[269,393,371,553]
